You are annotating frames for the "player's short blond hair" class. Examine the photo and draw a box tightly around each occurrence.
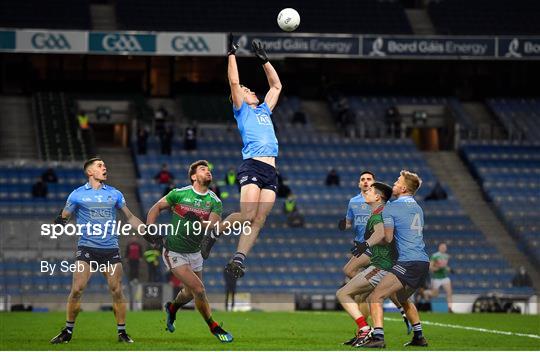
[400,170,422,195]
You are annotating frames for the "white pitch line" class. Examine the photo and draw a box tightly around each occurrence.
[385,317,540,339]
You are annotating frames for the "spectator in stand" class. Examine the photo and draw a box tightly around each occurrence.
[154,106,166,135]
[137,127,149,155]
[77,111,89,130]
[325,168,340,186]
[283,194,297,214]
[224,167,240,192]
[41,168,58,183]
[144,245,161,282]
[184,124,198,151]
[32,178,48,198]
[125,240,143,281]
[160,126,173,155]
[154,164,174,185]
[425,181,448,201]
[224,167,237,186]
[512,266,533,287]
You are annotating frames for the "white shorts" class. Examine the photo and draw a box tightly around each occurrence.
[162,248,203,272]
[359,265,389,287]
[431,277,451,290]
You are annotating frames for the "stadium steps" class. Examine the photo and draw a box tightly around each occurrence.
[0,96,39,160]
[90,3,116,30]
[406,9,436,34]
[462,102,506,139]
[97,146,151,280]
[97,147,142,218]
[300,100,337,133]
[424,151,540,294]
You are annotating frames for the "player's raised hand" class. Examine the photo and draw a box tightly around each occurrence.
[227,33,240,56]
[252,40,269,64]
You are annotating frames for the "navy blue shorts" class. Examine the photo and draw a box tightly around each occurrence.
[390,261,430,290]
[76,246,122,266]
[237,159,278,192]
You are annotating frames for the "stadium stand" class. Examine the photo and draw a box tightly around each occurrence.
[461,141,540,268]
[428,0,540,35]
[0,98,535,300]
[131,97,530,296]
[0,0,91,30]
[487,98,540,142]
[116,0,412,34]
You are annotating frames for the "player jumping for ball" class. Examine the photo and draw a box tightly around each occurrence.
[50,157,145,344]
[146,160,233,343]
[201,34,282,280]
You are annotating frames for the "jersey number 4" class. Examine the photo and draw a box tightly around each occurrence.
[410,213,423,236]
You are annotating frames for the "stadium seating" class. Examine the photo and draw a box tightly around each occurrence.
[428,0,540,35]
[116,0,412,34]
[486,98,540,142]
[461,141,540,268]
[0,162,86,217]
[0,0,91,30]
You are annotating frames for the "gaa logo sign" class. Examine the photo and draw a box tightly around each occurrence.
[31,33,71,50]
[102,34,142,52]
[171,36,210,53]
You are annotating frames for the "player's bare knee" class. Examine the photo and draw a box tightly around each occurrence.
[109,284,123,300]
[343,266,356,279]
[192,285,206,300]
[336,287,347,302]
[70,285,86,299]
[252,214,267,228]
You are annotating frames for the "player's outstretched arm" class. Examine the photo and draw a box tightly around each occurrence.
[227,34,243,109]
[262,62,282,112]
[251,40,282,111]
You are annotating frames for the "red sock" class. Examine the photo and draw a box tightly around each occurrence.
[355,316,368,329]
[208,321,219,331]
[169,303,179,313]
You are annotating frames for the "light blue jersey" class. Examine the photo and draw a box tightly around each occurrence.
[346,193,372,242]
[233,101,279,159]
[64,183,126,249]
[382,195,429,262]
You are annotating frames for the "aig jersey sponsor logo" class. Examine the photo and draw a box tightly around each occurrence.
[256,113,272,125]
[90,207,112,219]
[31,33,71,50]
[102,34,142,52]
[171,36,209,52]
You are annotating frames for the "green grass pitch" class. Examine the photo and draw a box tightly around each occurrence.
[1,311,539,350]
